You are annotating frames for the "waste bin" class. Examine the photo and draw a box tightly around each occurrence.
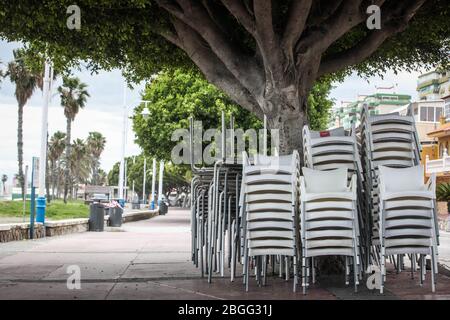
[89,203,105,231]
[158,197,168,215]
[131,194,140,210]
[109,206,123,227]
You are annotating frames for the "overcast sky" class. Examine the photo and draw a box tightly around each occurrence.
[0,40,423,180]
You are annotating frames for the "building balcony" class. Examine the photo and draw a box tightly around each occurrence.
[425,152,450,175]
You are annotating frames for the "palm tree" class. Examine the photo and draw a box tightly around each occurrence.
[86,131,106,185]
[5,49,39,199]
[58,76,89,203]
[48,131,66,199]
[69,138,90,198]
[97,169,108,186]
[1,174,7,194]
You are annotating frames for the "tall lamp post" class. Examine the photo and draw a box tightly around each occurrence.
[36,60,53,223]
[118,95,150,204]
[150,158,156,209]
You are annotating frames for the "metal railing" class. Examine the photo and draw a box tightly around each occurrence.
[425,150,450,174]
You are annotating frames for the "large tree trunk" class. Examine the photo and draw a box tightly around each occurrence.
[63,117,71,204]
[17,102,25,200]
[268,111,306,156]
[265,92,345,275]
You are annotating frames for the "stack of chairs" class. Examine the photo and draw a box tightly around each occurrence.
[299,167,361,293]
[190,107,440,294]
[378,165,438,293]
[359,104,440,269]
[240,151,300,291]
[302,125,368,273]
[190,113,245,282]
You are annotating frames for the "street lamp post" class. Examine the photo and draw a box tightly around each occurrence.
[157,160,164,206]
[150,158,156,209]
[117,92,150,205]
[142,157,147,204]
[118,83,127,203]
[36,60,53,223]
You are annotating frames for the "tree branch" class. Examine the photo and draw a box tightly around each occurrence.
[157,0,264,97]
[306,0,343,28]
[281,0,312,54]
[221,0,256,36]
[318,0,427,76]
[253,0,285,83]
[171,17,264,119]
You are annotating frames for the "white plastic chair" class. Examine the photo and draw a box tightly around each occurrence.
[377,165,438,293]
[300,167,361,294]
[241,151,300,291]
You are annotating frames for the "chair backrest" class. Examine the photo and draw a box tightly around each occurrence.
[378,165,425,193]
[242,151,299,257]
[302,167,348,193]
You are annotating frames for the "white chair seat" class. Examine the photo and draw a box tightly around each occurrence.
[384,218,432,229]
[306,239,354,249]
[249,230,293,240]
[249,239,294,249]
[245,184,293,194]
[246,202,292,212]
[302,191,354,202]
[305,200,353,211]
[384,199,433,210]
[382,190,434,200]
[305,210,354,221]
[249,248,294,257]
[305,229,354,239]
[385,228,432,238]
[245,174,293,185]
[385,209,432,219]
[305,220,353,230]
[247,220,293,231]
[385,238,432,247]
[304,247,354,257]
[246,193,292,203]
[311,144,354,155]
[247,211,293,221]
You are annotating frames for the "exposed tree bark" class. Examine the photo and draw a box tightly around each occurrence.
[63,117,71,204]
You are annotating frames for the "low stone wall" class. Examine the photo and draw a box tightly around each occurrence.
[122,209,159,223]
[45,218,89,237]
[437,201,448,216]
[438,216,449,232]
[0,209,160,243]
[0,223,45,243]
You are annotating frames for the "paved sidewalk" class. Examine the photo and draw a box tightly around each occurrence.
[1,208,450,300]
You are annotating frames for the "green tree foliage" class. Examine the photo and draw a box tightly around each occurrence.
[307,79,335,131]
[437,182,450,202]
[133,69,333,160]
[108,155,190,199]
[133,69,262,161]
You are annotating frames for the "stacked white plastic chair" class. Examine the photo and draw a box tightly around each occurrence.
[300,167,361,294]
[190,114,242,282]
[240,151,300,291]
[358,105,437,268]
[302,125,368,271]
[378,165,438,293]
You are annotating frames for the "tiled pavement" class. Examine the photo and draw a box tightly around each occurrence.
[0,208,449,300]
